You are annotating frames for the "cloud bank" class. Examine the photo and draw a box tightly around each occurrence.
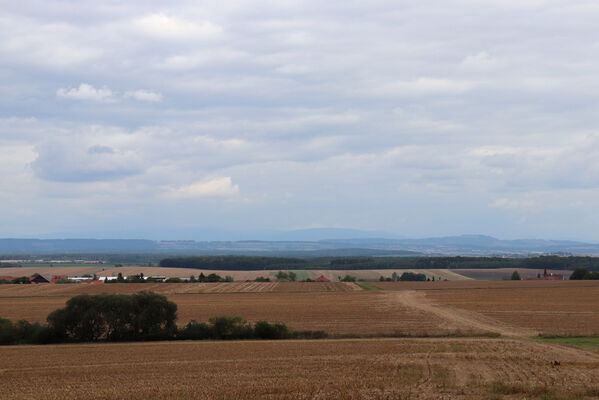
[1,1,599,240]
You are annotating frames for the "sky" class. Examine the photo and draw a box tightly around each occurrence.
[1,0,599,241]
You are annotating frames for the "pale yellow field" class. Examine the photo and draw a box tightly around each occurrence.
[0,265,476,281]
[1,338,598,399]
[1,280,598,337]
[1,280,599,399]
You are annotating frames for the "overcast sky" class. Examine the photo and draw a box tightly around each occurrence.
[1,0,599,240]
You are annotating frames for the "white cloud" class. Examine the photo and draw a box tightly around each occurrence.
[377,78,478,96]
[490,198,535,209]
[131,13,223,41]
[56,83,114,103]
[168,177,240,198]
[460,52,498,70]
[124,90,163,102]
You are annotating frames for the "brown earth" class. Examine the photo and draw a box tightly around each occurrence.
[1,280,599,398]
[2,281,599,337]
[0,266,475,281]
[1,338,598,399]
[424,284,599,336]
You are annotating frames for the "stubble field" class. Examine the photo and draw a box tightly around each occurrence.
[1,280,598,399]
[1,338,598,400]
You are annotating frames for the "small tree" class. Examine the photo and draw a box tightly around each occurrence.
[511,270,521,280]
[570,268,589,280]
[276,271,289,282]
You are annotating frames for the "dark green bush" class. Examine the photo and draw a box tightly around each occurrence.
[54,278,78,284]
[254,320,292,339]
[0,317,17,345]
[209,316,253,340]
[47,292,177,342]
[399,272,427,281]
[177,320,212,340]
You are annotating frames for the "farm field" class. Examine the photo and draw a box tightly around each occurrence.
[1,280,599,399]
[1,338,598,400]
[1,280,598,337]
[0,265,478,281]
[424,284,599,336]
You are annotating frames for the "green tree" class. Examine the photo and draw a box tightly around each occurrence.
[570,268,589,280]
[0,317,17,345]
[46,292,177,342]
[276,271,289,282]
[511,270,521,280]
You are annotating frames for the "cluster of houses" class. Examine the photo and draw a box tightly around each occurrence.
[0,274,170,284]
[524,268,565,281]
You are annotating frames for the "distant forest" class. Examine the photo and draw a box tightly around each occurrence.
[159,255,599,271]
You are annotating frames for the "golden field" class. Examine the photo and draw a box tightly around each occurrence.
[1,280,599,399]
[1,338,598,399]
[1,280,599,336]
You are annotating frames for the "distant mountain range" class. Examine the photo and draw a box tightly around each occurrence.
[0,233,599,256]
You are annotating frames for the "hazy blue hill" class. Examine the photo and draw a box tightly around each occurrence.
[0,234,598,255]
[0,239,158,253]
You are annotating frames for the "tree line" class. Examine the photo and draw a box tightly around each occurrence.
[0,292,294,345]
[570,268,599,280]
[159,255,599,271]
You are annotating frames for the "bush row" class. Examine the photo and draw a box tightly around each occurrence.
[570,268,599,280]
[0,292,292,345]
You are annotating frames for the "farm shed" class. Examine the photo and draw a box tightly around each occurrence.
[30,275,50,283]
[315,275,330,282]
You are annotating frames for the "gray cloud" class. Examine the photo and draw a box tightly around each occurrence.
[2,1,599,239]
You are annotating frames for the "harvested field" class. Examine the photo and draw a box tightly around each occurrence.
[2,280,598,337]
[0,266,475,281]
[453,268,573,280]
[424,284,599,336]
[172,291,451,334]
[1,338,598,399]
[0,289,452,335]
[373,279,598,291]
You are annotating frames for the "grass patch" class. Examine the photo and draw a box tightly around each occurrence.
[328,331,501,339]
[355,282,380,291]
[488,381,598,400]
[534,335,599,351]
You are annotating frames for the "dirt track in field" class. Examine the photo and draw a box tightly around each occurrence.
[391,290,537,337]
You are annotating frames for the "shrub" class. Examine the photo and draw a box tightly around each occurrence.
[0,317,17,345]
[570,268,599,280]
[47,292,177,342]
[399,272,427,281]
[178,320,212,340]
[209,316,253,340]
[11,276,31,284]
[254,321,292,339]
[510,270,521,280]
[54,278,78,284]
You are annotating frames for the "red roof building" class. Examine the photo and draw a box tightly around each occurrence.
[315,275,330,282]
